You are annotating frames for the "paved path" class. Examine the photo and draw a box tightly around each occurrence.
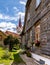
[20,54,39,65]
[31,53,50,65]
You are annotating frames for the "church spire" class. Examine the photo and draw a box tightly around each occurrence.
[17,15,22,34]
[19,15,22,28]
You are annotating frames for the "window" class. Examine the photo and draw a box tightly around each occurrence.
[35,24,40,41]
[30,30,32,37]
[27,12,30,21]
[30,30,32,42]
[36,0,41,8]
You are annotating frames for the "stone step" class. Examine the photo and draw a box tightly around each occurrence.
[31,53,50,65]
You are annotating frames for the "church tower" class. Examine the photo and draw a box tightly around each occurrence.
[17,15,23,34]
[19,15,22,28]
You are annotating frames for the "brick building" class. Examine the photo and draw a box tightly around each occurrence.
[21,0,50,55]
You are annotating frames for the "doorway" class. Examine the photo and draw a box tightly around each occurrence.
[35,22,40,42]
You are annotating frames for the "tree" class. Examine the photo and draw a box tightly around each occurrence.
[4,38,8,45]
[4,35,20,51]
[14,38,19,45]
[4,35,14,51]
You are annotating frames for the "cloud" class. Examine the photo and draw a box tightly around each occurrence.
[0,11,25,22]
[13,7,18,10]
[0,13,19,21]
[0,11,25,33]
[0,22,16,33]
[15,11,25,23]
[0,0,26,33]
[0,10,25,25]
[19,1,26,5]
[13,7,19,12]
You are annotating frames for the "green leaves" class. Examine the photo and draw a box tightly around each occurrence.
[4,35,20,51]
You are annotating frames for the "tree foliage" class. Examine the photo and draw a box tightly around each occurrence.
[4,35,20,51]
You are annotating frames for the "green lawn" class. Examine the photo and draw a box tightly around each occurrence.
[0,47,24,65]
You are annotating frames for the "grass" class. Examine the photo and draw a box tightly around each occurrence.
[13,53,24,63]
[0,47,25,65]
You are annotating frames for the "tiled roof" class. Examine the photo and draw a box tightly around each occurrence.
[5,31,20,38]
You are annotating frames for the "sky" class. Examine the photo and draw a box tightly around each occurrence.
[0,0,27,33]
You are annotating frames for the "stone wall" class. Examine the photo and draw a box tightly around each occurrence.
[22,0,50,55]
[39,3,50,55]
[0,40,4,46]
[30,0,50,55]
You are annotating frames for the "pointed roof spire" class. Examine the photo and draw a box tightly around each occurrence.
[19,15,22,28]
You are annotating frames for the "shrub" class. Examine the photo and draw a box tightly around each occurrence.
[13,44,20,50]
[1,49,11,59]
[31,42,34,46]
[26,50,31,57]
[24,44,27,49]
[24,45,30,50]
[4,35,20,51]
[20,50,26,54]
[2,54,10,59]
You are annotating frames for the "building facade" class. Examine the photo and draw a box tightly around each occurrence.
[0,30,7,46]
[21,0,50,55]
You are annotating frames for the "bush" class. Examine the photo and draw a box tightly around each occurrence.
[26,50,31,57]
[13,44,20,50]
[1,49,11,59]
[24,45,30,50]
[2,54,10,59]
[4,35,20,51]
[24,44,27,49]
[31,42,34,46]
[20,50,26,54]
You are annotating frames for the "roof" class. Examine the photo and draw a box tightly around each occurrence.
[5,31,20,38]
[0,30,7,36]
[0,30,7,39]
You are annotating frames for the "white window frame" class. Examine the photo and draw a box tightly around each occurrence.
[36,0,41,8]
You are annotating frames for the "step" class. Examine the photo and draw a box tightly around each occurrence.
[31,53,50,65]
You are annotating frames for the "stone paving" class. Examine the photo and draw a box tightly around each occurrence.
[20,54,39,65]
[11,62,26,65]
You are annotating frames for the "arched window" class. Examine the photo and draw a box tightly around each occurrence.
[36,0,41,8]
